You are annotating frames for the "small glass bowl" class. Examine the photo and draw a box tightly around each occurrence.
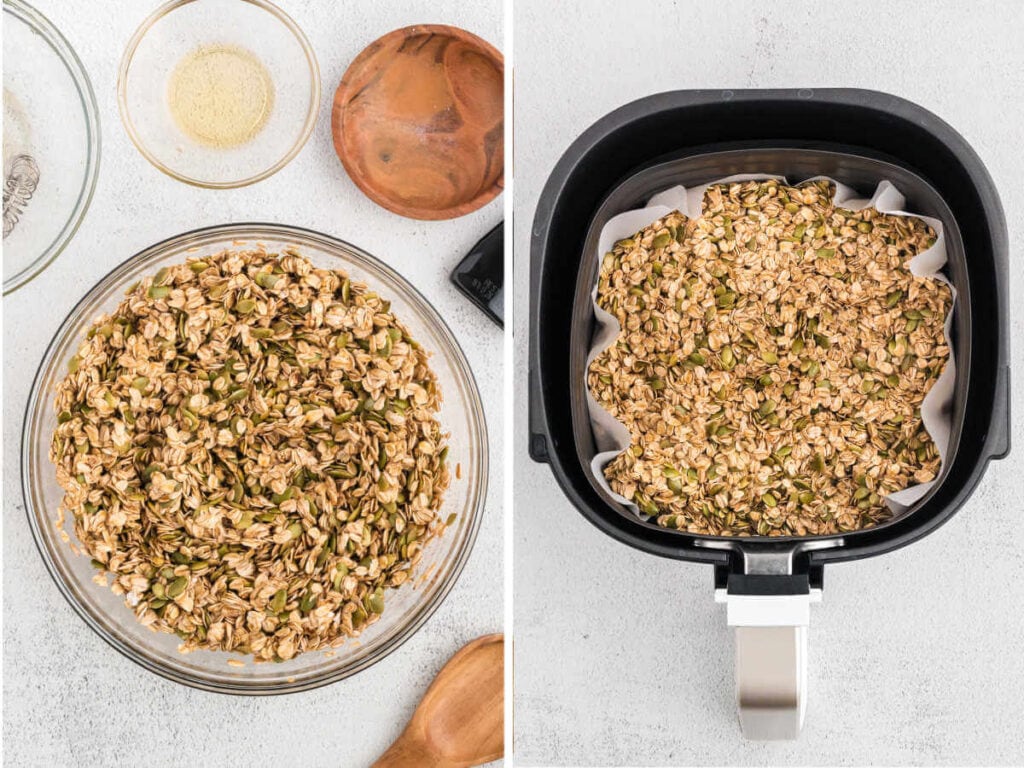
[3,0,101,294]
[117,0,320,188]
[23,224,488,694]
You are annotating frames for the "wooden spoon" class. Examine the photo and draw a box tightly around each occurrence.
[373,634,504,767]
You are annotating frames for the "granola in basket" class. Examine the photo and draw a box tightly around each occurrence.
[50,248,450,660]
[587,180,951,536]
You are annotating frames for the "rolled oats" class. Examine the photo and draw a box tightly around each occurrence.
[588,180,950,537]
[51,248,450,660]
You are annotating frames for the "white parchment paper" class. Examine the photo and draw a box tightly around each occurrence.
[586,175,957,520]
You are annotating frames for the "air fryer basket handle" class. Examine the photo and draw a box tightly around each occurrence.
[734,625,807,740]
[717,569,818,740]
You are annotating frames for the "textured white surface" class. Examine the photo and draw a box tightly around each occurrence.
[2,2,502,767]
[513,0,1024,765]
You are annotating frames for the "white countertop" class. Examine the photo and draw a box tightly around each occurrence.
[513,0,1024,764]
[2,2,503,766]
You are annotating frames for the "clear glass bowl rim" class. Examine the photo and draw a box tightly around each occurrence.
[116,0,321,189]
[3,0,102,295]
[21,222,488,694]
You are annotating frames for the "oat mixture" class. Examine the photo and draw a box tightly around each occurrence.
[51,248,450,660]
[588,180,951,536]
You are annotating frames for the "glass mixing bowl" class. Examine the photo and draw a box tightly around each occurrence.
[22,224,487,694]
[3,0,101,294]
[117,0,320,188]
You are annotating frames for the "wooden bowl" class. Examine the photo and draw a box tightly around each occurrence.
[332,24,504,220]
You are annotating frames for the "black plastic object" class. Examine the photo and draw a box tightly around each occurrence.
[452,221,504,327]
[529,89,1010,579]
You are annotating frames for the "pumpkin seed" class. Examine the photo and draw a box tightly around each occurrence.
[367,587,385,614]
[167,576,188,598]
[299,592,317,614]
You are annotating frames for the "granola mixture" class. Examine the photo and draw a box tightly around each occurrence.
[588,180,951,536]
[50,248,450,660]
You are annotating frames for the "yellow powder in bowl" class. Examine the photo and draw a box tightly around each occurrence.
[167,43,274,148]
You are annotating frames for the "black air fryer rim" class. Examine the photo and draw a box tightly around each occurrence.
[528,88,1010,571]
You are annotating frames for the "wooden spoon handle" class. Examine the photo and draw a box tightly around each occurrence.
[372,732,450,768]
[373,634,503,768]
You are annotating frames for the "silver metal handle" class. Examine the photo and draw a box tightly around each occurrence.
[716,587,817,740]
[734,625,807,740]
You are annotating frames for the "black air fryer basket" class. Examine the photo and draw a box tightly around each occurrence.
[528,89,1010,739]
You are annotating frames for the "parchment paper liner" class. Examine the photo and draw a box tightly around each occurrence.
[585,175,957,521]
